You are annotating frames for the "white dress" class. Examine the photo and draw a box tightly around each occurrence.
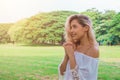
[58,51,99,80]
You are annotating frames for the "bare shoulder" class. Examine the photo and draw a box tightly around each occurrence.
[87,45,99,58]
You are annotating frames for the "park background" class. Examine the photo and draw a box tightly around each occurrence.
[0,0,120,80]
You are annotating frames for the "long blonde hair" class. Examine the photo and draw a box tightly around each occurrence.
[64,14,98,46]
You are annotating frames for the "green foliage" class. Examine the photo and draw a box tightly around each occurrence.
[8,11,78,45]
[108,13,120,45]
[0,9,120,45]
[81,9,120,45]
[0,23,14,43]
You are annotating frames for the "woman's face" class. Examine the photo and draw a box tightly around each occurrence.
[70,19,87,43]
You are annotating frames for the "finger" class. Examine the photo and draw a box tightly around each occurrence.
[63,42,74,48]
[66,41,73,44]
[63,43,67,47]
[63,43,71,47]
[65,42,73,46]
[66,44,73,47]
[65,45,73,49]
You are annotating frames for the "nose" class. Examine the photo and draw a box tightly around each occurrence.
[70,28,74,33]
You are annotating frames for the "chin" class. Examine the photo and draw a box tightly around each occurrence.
[72,39,80,44]
[72,39,77,43]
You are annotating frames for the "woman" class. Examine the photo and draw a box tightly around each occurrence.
[58,14,99,80]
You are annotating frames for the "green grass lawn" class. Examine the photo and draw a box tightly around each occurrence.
[0,45,120,80]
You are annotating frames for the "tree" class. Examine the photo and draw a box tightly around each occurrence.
[8,11,78,45]
[0,23,13,44]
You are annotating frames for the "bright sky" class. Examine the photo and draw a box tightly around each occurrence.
[0,0,120,23]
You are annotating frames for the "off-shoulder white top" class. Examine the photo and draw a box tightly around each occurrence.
[58,51,99,80]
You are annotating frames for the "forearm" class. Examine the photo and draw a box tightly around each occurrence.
[61,42,80,79]
[59,54,69,75]
[68,53,77,69]
[69,54,80,79]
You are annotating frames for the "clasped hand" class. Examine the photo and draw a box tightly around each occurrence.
[63,42,76,57]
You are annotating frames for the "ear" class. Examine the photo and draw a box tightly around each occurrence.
[83,26,89,31]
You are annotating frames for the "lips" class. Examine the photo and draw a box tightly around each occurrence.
[71,34,76,38]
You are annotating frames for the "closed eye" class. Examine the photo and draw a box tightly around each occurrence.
[72,25,77,29]
[70,25,77,29]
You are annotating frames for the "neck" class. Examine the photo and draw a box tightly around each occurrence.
[79,33,90,46]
